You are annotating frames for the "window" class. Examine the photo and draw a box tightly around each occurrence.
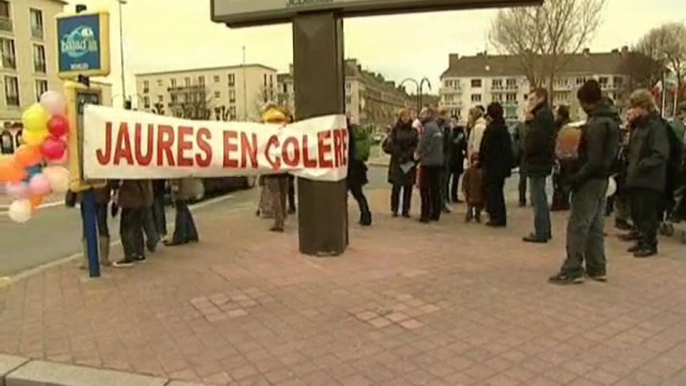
[471,79,482,88]
[30,9,43,39]
[263,74,267,87]
[213,75,220,83]
[0,1,9,18]
[346,82,351,90]
[491,79,502,89]
[491,93,503,102]
[0,38,15,69]
[143,96,150,109]
[33,44,46,73]
[143,81,149,93]
[156,79,162,86]
[228,74,235,86]
[229,90,236,103]
[214,91,220,99]
[575,77,587,86]
[599,77,609,88]
[506,78,517,89]
[34,80,48,102]
[613,76,624,88]
[157,95,164,103]
[506,93,517,102]
[269,75,274,88]
[471,94,482,102]
[170,94,177,103]
[282,83,288,93]
[5,76,19,106]
[170,78,177,88]
[229,106,237,119]
[185,77,191,86]
[198,76,205,85]
[345,96,352,105]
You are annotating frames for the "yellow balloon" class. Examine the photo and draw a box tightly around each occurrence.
[23,129,49,147]
[21,103,50,133]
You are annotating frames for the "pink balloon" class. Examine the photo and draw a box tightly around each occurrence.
[40,91,67,116]
[49,150,68,165]
[40,136,67,161]
[5,181,30,199]
[29,174,51,196]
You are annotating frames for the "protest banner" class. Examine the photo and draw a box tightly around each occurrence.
[83,105,349,181]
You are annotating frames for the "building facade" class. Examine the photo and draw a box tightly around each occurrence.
[0,0,65,124]
[278,59,413,128]
[439,48,632,123]
[135,64,278,122]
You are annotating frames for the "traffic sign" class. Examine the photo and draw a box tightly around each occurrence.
[57,11,111,79]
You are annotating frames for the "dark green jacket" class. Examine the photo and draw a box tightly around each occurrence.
[571,102,621,186]
[626,112,670,192]
[523,103,556,177]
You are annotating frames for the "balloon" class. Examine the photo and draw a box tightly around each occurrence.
[14,145,43,167]
[29,173,51,196]
[29,194,44,210]
[0,159,27,182]
[21,103,50,133]
[5,181,29,199]
[25,165,43,178]
[47,115,69,138]
[40,91,67,116]
[23,128,49,147]
[40,137,66,161]
[42,166,69,193]
[48,150,68,166]
[8,199,32,223]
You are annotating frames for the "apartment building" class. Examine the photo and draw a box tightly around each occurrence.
[135,64,278,122]
[439,48,631,123]
[0,0,65,124]
[277,59,413,128]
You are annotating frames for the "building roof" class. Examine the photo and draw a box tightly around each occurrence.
[135,63,278,77]
[441,50,630,79]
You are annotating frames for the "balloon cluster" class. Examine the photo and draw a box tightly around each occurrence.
[0,91,70,223]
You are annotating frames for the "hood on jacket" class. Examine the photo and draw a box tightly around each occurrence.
[588,101,621,124]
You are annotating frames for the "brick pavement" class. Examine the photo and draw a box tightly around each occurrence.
[1,188,686,386]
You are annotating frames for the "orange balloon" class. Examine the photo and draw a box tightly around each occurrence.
[0,158,27,183]
[14,145,43,167]
[29,195,44,211]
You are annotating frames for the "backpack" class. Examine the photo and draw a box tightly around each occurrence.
[661,118,685,194]
[555,122,584,164]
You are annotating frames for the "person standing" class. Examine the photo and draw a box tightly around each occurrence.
[77,185,113,269]
[512,120,529,207]
[416,107,445,223]
[549,80,620,284]
[467,107,487,160]
[384,109,419,218]
[625,90,670,258]
[463,153,484,223]
[438,109,453,213]
[449,121,467,203]
[551,105,572,212]
[165,178,200,245]
[113,180,153,267]
[348,121,372,226]
[479,102,514,227]
[522,88,556,244]
[151,180,167,241]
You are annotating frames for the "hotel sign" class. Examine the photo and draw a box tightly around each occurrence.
[212,0,542,27]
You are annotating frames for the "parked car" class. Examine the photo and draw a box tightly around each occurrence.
[167,176,256,202]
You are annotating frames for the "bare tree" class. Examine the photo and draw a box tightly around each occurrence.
[214,105,230,121]
[635,23,686,109]
[490,0,606,95]
[151,102,165,116]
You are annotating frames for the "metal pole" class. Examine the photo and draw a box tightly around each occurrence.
[82,190,101,278]
[118,0,127,108]
[242,46,247,120]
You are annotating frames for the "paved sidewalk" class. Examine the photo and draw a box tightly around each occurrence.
[1,189,686,386]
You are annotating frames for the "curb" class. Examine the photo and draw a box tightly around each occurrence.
[0,355,212,386]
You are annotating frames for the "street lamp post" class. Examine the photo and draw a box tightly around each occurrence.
[400,77,432,111]
[117,0,128,109]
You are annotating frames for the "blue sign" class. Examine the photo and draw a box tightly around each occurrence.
[57,11,111,79]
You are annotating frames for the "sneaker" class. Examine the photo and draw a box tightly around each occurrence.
[270,226,284,233]
[619,231,641,242]
[548,273,584,285]
[523,234,549,244]
[401,213,411,219]
[486,221,506,228]
[112,258,135,268]
[133,255,146,263]
[627,243,643,253]
[634,248,657,258]
[586,272,607,283]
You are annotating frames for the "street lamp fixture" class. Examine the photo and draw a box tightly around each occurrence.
[400,77,432,110]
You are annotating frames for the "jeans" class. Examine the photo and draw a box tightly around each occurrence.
[391,184,413,215]
[518,171,528,205]
[440,169,449,208]
[349,184,371,224]
[561,179,608,277]
[420,165,442,221]
[172,200,199,244]
[450,171,463,202]
[630,188,662,249]
[142,206,160,249]
[151,194,167,237]
[485,176,507,226]
[120,207,145,259]
[530,176,551,239]
[288,175,296,212]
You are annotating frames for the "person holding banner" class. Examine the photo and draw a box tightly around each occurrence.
[262,107,290,232]
[113,180,154,267]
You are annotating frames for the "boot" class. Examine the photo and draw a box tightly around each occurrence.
[99,236,111,267]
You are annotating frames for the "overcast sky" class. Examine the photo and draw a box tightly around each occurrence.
[72,0,685,103]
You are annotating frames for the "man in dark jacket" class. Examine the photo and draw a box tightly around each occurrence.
[512,121,529,206]
[625,90,670,258]
[523,88,556,243]
[348,121,372,226]
[438,109,453,213]
[417,107,445,223]
[113,180,154,267]
[550,80,620,285]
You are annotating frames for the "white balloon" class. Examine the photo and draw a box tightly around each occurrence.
[42,166,70,193]
[39,91,67,116]
[8,199,32,223]
[606,177,617,198]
